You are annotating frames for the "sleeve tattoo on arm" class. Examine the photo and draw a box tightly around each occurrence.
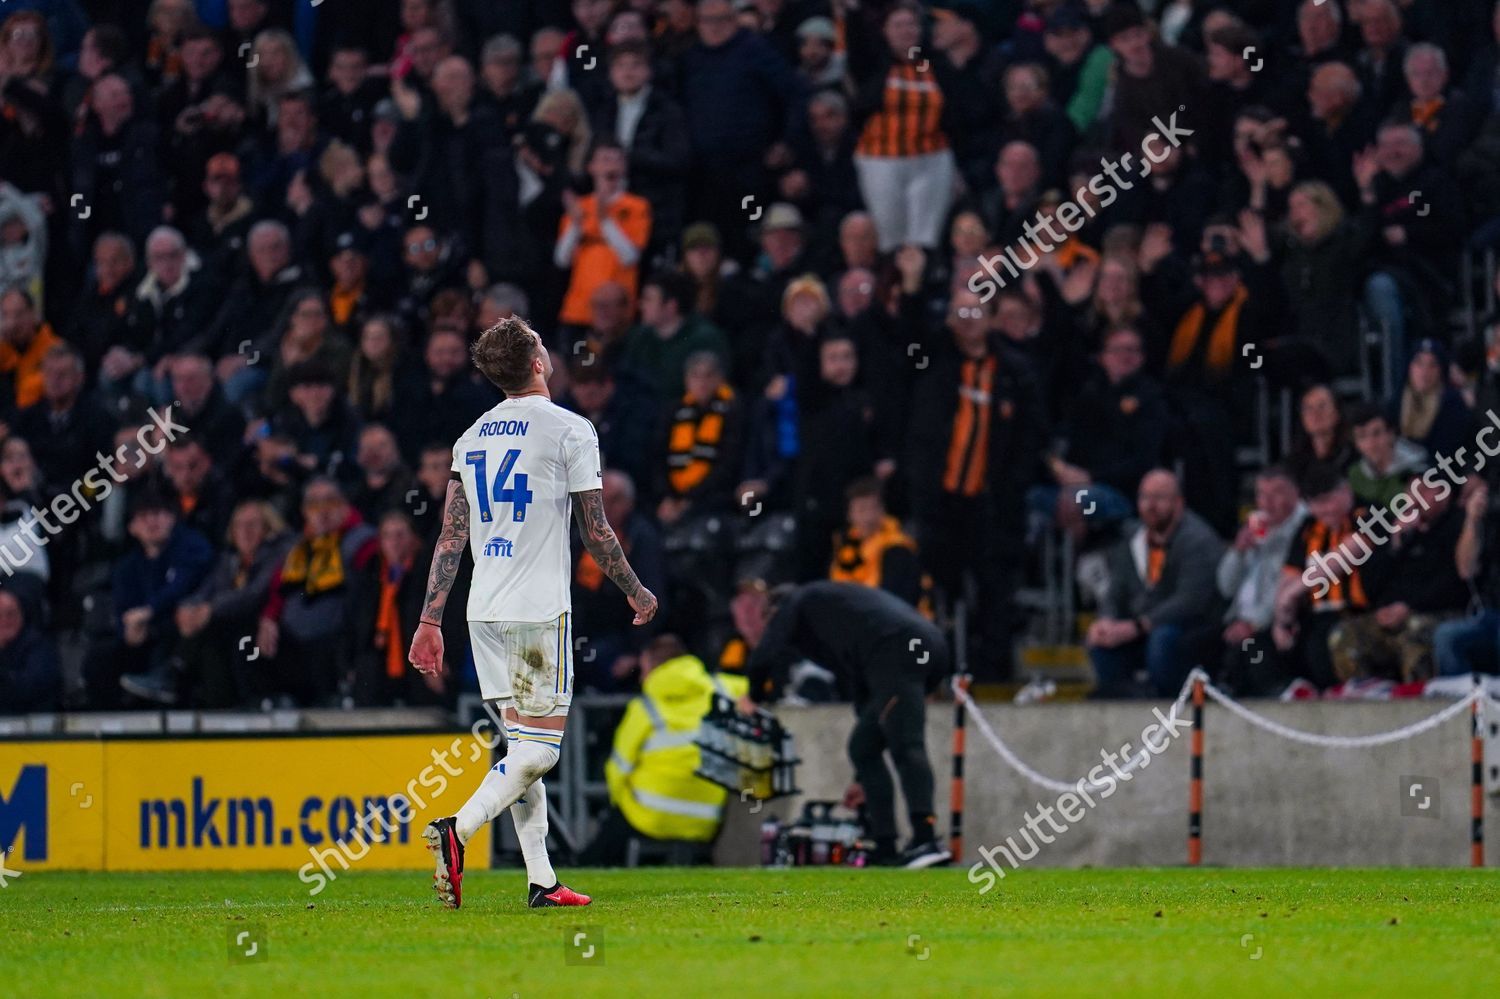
[420,478,469,624]
[572,489,648,603]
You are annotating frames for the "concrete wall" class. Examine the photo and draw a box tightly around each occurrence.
[718,699,1498,868]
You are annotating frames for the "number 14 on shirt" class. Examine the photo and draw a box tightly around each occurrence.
[464,448,533,522]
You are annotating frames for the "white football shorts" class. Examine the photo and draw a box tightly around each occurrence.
[469,614,573,716]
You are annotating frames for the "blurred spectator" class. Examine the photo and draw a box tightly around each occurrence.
[91,488,213,706]
[347,314,403,424]
[0,181,47,305]
[1287,383,1356,492]
[201,220,306,399]
[1273,466,1375,692]
[410,441,451,542]
[1087,469,1225,698]
[1217,467,1306,695]
[592,40,690,261]
[0,288,61,410]
[1435,479,1500,676]
[350,509,451,706]
[1043,3,1114,135]
[655,350,743,525]
[0,435,50,583]
[13,343,114,492]
[1347,402,1428,508]
[262,289,352,414]
[1388,339,1473,458]
[0,587,59,711]
[846,1,959,250]
[829,476,922,607]
[1394,42,1478,166]
[256,476,378,706]
[64,231,135,381]
[622,269,729,401]
[1328,473,1466,683]
[678,0,801,261]
[158,436,234,542]
[1102,3,1206,153]
[556,141,652,329]
[160,28,245,224]
[389,53,503,253]
[269,361,361,481]
[1035,327,1167,539]
[172,499,290,708]
[904,249,1044,678]
[1355,123,1463,380]
[70,72,164,253]
[118,226,216,400]
[169,353,245,461]
[349,423,413,522]
[182,154,254,288]
[1276,180,1365,381]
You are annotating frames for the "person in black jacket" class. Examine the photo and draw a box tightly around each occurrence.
[0,587,59,713]
[388,55,507,258]
[1354,121,1465,387]
[64,232,136,384]
[1328,472,1468,683]
[740,580,951,868]
[901,248,1046,679]
[1035,327,1169,540]
[171,499,291,708]
[69,73,165,257]
[12,343,116,495]
[479,120,570,331]
[592,41,692,266]
[87,488,214,708]
[678,0,804,262]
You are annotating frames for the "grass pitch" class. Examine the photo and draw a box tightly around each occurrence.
[2,867,1495,997]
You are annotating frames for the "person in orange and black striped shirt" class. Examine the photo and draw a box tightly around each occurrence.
[654,351,744,526]
[1273,465,1378,690]
[845,1,960,250]
[902,248,1046,678]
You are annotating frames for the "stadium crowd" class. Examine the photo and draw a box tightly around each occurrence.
[4,0,1500,713]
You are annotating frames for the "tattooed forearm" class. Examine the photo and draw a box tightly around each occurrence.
[572,489,644,600]
[420,478,469,625]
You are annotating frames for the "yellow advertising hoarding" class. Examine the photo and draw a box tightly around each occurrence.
[0,733,494,881]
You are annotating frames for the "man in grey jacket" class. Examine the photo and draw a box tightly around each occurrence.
[1217,467,1306,695]
[1088,470,1226,697]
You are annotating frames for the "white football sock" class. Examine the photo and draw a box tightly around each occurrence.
[455,737,560,844]
[511,779,557,887]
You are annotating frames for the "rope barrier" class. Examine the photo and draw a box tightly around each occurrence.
[948,669,1199,796]
[1196,680,1482,748]
[951,668,1492,867]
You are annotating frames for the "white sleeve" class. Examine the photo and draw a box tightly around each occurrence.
[554,219,581,266]
[599,217,640,266]
[563,421,603,493]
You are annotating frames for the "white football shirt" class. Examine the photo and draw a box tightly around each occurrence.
[450,395,602,623]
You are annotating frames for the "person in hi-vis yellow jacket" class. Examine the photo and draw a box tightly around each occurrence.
[580,636,747,864]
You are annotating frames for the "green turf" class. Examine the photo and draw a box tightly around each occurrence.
[2,867,1495,997]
